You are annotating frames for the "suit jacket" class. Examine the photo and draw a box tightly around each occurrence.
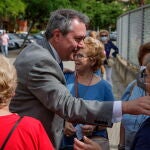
[131,117,150,150]
[10,38,113,150]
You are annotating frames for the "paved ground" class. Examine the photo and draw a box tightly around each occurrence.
[108,67,126,150]
[7,49,126,150]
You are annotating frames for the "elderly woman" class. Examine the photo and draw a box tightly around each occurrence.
[61,37,115,150]
[0,55,54,150]
[131,62,150,150]
[119,42,150,150]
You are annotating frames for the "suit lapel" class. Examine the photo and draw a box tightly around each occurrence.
[36,37,56,60]
[37,37,63,71]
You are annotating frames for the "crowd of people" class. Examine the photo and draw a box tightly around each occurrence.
[0,8,150,150]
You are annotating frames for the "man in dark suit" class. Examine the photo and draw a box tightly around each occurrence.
[131,117,150,150]
[10,9,150,149]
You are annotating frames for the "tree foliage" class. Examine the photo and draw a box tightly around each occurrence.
[22,0,70,23]
[0,0,26,30]
[1,0,150,32]
[0,0,25,17]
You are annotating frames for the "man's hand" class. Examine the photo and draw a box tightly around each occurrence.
[122,96,150,115]
[64,121,76,137]
[74,136,101,150]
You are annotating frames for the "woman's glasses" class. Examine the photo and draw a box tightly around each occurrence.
[144,74,150,96]
[138,72,150,95]
[73,53,89,60]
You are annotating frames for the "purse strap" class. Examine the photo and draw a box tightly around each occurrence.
[0,116,23,150]
[74,73,79,98]
[74,73,93,98]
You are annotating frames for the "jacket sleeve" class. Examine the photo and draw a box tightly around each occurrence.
[27,57,113,127]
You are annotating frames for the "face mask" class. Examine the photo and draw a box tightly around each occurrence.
[100,36,108,42]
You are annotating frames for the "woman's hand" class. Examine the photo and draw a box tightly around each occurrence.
[64,121,76,137]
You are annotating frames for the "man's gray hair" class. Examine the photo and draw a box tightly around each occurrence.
[45,9,89,39]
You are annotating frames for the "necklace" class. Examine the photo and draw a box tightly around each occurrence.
[74,72,94,98]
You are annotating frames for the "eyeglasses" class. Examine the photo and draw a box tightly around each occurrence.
[73,53,89,60]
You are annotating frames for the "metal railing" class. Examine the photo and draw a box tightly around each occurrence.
[117,4,150,66]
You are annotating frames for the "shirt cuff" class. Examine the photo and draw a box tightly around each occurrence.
[112,101,122,123]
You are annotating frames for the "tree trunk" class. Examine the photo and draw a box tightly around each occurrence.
[19,21,35,52]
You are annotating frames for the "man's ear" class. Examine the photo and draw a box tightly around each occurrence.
[52,29,62,41]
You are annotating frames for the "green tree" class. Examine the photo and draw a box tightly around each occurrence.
[0,0,25,29]
[22,0,70,32]
[82,1,124,30]
[0,0,25,17]
[20,0,70,48]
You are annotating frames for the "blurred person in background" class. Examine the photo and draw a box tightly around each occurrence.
[0,55,54,150]
[119,42,150,150]
[0,31,9,56]
[99,29,119,85]
[88,31,98,39]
